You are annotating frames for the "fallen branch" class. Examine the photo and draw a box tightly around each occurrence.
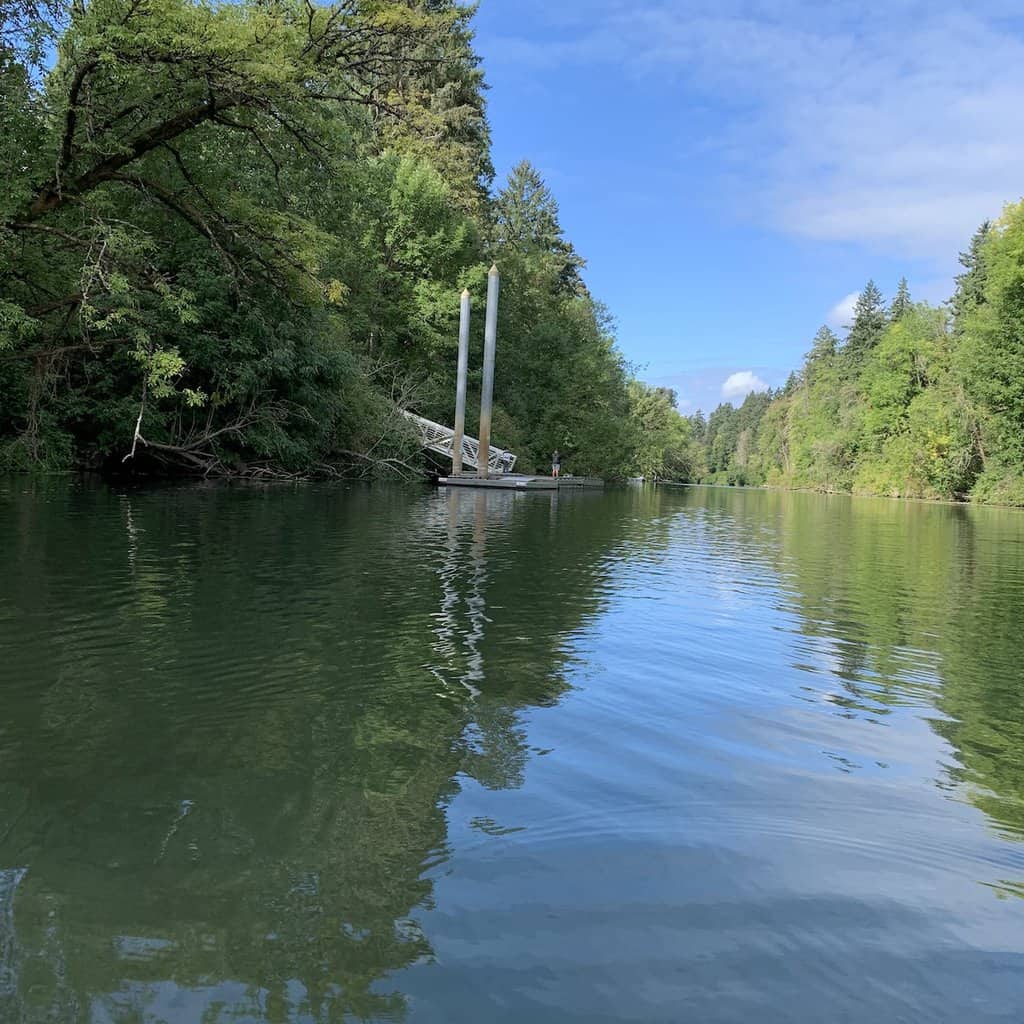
[122,372,147,463]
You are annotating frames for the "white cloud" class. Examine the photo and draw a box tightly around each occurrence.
[722,371,769,401]
[650,368,783,411]
[485,1,1024,263]
[827,292,859,332]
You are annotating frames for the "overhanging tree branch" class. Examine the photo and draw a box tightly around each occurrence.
[22,92,244,222]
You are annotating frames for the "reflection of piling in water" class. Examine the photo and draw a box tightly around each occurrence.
[428,491,463,694]
[473,491,488,547]
[430,489,501,699]
[463,491,489,695]
[429,489,527,700]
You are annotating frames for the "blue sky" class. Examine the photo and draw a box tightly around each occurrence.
[470,0,1024,412]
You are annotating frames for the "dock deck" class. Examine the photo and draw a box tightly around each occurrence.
[438,474,604,491]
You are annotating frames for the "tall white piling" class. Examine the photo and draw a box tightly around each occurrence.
[452,288,471,475]
[477,265,500,478]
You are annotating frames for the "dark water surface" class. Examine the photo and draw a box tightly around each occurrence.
[1,479,1023,1023]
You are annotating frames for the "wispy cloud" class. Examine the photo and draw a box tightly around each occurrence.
[484,0,1024,263]
[827,292,859,333]
[722,371,769,400]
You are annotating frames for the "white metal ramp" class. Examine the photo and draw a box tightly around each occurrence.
[402,410,517,473]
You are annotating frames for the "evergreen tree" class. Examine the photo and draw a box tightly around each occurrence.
[950,221,991,330]
[890,277,912,321]
[806,325,838,381]
[956,202,1024,501]
[843,280,888,366]
[493,161,585,294]
[688,410,707,441]
[375,0,494,211]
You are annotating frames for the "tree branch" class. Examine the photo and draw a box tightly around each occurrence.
[22,92,243,222]
[57,58,99,183]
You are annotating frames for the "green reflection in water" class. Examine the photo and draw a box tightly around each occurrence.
[690,486,1024,835]
[0,482,660,1021]
[1,480,1022,1023]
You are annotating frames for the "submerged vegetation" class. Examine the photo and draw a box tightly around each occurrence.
[681,206,1024,506]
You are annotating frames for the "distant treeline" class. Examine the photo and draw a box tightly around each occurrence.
[1,0,671,479]
[653,208,1024,506]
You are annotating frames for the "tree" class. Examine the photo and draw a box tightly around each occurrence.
[492,160,585,294]
[371,0,493,212]
[956,202,1024,504]
[805,325,838,383]
[470,164,636,476]
[950,221,991,331]
[0,0,467,472]
[843,280,887,366]
[628,382,697,480]
[687,410,707,442]
[890,277,912,321]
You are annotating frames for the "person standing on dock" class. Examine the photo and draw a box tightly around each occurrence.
[551,450,562,478]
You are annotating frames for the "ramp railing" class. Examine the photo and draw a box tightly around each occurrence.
[401,410,517,473]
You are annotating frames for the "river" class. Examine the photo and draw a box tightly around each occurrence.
[1,478,1022,1022]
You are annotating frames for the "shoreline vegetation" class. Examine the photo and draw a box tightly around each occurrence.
[677,210,1024,509]
[658,480,1024,516]
[2,3,1023,506]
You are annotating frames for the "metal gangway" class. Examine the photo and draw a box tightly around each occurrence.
[402,410,517,474]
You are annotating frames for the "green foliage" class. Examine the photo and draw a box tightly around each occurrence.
[681,220,1023,505]
[971,466,1024,507]
[628,383,698,480]
[950,220,991,330]
[956,202,1024,475]
[842,279,888,368]
[694,389,775,486]
[890,277,912,321]
[0,0,643,479]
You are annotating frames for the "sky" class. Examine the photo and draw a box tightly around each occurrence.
[470,0,1024,412]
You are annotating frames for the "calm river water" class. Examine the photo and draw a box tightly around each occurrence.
[1,478,1023,1022]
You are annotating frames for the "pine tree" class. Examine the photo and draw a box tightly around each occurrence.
[688,410,707,441]
[376,0,494,211]
[809,325,838,363]
[494,162,560,249]
[890,277,912,320]
[950,221,991,331]
[843,280,887,366]
[493,161,585,293]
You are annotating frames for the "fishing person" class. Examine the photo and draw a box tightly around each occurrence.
[551,449,562,478]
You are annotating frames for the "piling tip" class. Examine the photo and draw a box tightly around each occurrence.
[489,263,499,276]
[461,287,470,298]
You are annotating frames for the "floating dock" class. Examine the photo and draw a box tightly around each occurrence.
[438,474,604,491]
